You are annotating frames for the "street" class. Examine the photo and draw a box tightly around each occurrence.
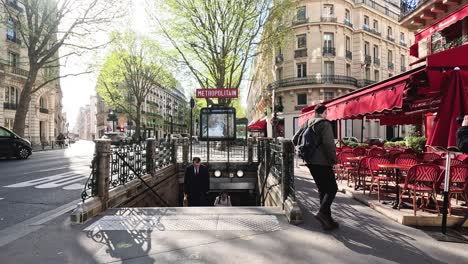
[0,141,94,230]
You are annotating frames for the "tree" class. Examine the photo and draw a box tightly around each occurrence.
[96,31,176,140]
[149,0,292,107]
[0,0,124,136]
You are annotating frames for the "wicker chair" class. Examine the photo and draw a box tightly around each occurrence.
[368,157,393,201]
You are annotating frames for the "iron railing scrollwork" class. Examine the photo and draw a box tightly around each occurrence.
[81,154,99,202]
[110,143,147,189]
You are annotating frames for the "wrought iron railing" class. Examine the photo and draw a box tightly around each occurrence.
[322,47,336,56]
[0,63,29,77]
[344,18,353,28]
[6,35,21,45]
[81,155,98,202]
[388,62,395,71]
[294,49,307,58]
[354,0,401,21]
[179,141,258,162]
[373,58,380,66]
[346,50,352,60]
[321,16,337,23]
[364,55,372,65]
[270,142,283,180]
[3,102,17,110]
[292,17,309,26]
[152,142,173,169]
[400,0,429,21]
[270,74,358,89]
[387,36,395,42]
[109,143,147,189]
[400,40,407,47]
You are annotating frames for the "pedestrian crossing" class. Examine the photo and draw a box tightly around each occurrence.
[3,169,90,190]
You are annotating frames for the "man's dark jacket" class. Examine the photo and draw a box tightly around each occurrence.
[457,126,468,154]
[184,164,210,195]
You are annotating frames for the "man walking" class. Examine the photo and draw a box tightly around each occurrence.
[303,104,339,230]
[184,157,210,206]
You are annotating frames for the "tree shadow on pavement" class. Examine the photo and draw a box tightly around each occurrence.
[294,174,447,264]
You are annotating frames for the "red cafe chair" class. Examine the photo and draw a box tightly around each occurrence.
[368,157,393,201]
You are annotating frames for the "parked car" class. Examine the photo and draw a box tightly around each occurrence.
[101,132,132,145]
[0,126,32,159]
[342,137,359,143]
[390,137,405,142]
[365,137,386,147]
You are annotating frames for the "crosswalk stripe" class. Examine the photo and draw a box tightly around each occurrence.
[35,175,87,189]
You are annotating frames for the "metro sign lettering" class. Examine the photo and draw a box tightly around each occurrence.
[196,88,238,98]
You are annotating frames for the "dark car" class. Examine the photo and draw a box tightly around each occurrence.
[101,132,132,145]
[365,137,386,147]
[0,126,32,159]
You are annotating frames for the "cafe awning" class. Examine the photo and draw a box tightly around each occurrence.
[248,117,267,131]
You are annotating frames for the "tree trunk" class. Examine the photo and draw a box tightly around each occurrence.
[13,70,38,137]
[135,104,142,141]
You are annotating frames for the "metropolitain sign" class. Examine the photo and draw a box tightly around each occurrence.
[196,88,238,98]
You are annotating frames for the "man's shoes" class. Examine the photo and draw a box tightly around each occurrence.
[314,212,339,231]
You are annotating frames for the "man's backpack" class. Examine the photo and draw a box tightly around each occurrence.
[296,121,325,162]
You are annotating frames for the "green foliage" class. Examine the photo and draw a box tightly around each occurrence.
[339,140,368,148]
[406,137,426,152]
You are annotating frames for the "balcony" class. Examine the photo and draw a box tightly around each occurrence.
[354,0,400,21]
[321,16,337,23]
[346,50,352,60]
[3,102,17,110]
[6,34,21,45]
[344,18,353,28]
[40,108,49,114]
[292,17,309,26]
[275,54,284,64]
[387,36,395,42]
[370,28,381,37]
[401,66,407,72]
[364,55,372,65]
[294,49,307,58]
[322,47,336,56]
[373,58,380,66]
[295,105,307,111]
[269,75,358,89]
[0,63,29,77]
[388,62,394,71]
[357,79,376,88]
[400,40,407,47]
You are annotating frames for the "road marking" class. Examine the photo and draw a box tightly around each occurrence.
[0,198,4,201]
[0,199,79,247]
[3,171,89,189]
[62,183,84,190]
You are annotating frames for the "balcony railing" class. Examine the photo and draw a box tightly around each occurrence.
[40,108,49,114]
[344,18,353,28]
[321,16,337,23]
[387,36,395,42]
[3,102,17,110]
[354,0,400,21]
[295,105,307,111]
[370,28,381,37]
[364,55,372,65]
[388,62,394,70]
[6,35,21,45]
[399,0,430,21]
[401,66,407,72]
[269,75,358,89]
[275,54,284,64]
[294,49,307,58]
[400,40,407,47]
[357,79,376,88]
[373,58,380,66]
[322,47,336,56]
[346,50,352,60]
[0,63,29,77]
[292,17,309,26]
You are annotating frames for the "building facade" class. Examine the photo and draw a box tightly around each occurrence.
[0,1,65,144]
[96,85,189,140]
[248,0,414,140]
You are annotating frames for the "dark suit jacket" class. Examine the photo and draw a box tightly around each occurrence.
[184,164,210,195]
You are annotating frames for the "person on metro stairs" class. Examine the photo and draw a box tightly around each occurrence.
[184,157,210,206]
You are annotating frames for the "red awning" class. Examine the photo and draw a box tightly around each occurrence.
[248,117,267,131]
[415,5,468,43]
[426,44,468,69]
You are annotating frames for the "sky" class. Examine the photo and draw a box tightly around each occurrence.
[61,0,249,129]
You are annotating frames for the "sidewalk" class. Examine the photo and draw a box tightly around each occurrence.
[0,166,467,263]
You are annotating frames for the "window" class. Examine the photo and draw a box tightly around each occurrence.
[374,70,380,81]
[40,97,47,109]
[345,36,351,51]
[363,15,369,27]
[346,64,351,76]
[389,73,393,77]
[387,26,393,37]
[400,32,405,43]
[8,51,19,67]
[388,50,393,63]
[6,17,17,42]
[365,67,370,79]
[0,127,12,138]
[297,63,307,78]
[4,119,14,130]
[364,42,370,56]
[373,45,379,59]
[400,54,405,66]
[324,61,334,75]
[4,87,18,104]
[276,68,283,80]
[345,9,350,21]
[297,34,306,49]
[296,6,306,21]
[324,91,334,101]
[323,4,334,16]
[373,20,378,31]
[324,33,334,48]
[297,94,307,105]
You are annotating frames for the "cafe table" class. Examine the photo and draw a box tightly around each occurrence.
[346,156,365,190]
[377,163,413,209]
